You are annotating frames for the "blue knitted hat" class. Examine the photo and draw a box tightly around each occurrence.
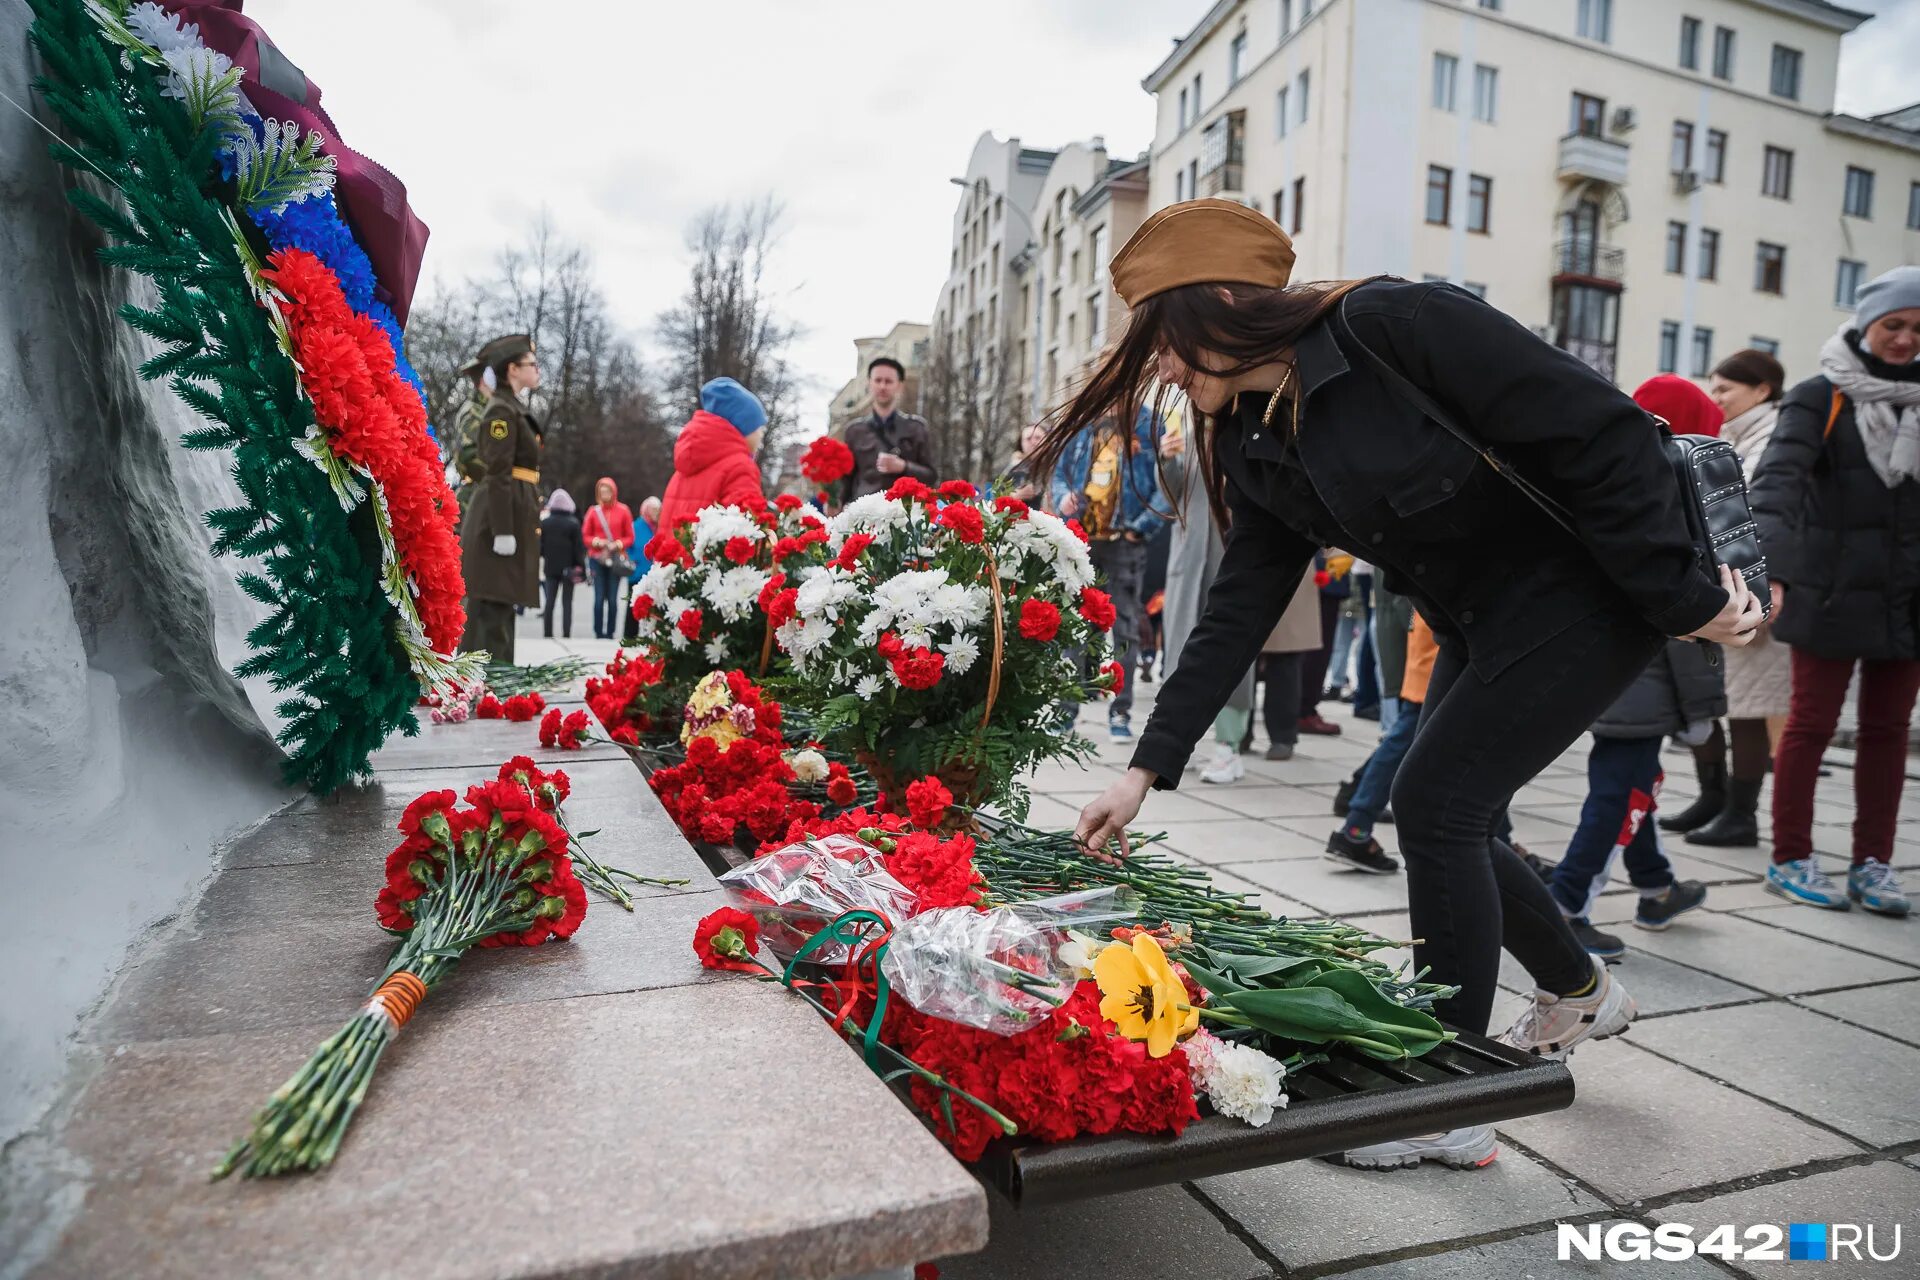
[699,377,768,435]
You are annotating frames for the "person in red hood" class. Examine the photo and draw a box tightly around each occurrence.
[583,476,636,639]
[660,377,768,530]
[1632,374,1721,437]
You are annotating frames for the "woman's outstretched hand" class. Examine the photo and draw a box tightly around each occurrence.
[1687,564,1767,646]
[1075,767,1155,863]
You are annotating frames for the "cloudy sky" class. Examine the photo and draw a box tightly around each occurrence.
[248,0,1916,432]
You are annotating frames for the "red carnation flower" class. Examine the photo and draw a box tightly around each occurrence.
[831,532,875,571]
[724,535,757,564]
[693,907,765,972]
[992,495,1030,518]
[801,436,856,485]
[905,776,953,830]
[891,645,945,690]
[934,502,986,544]
[1314,569,1332,588]
[876,631,905,660]
[677,609,703,642]
[938,480,978,500]
[476,693,503,719]
[757,572,787,611]
[1018,598,1062,642]
[826,767,859,807]
[503,692,546,722]
[886,477,932,502]
[538,706,563,748]
[766,587,799,630]
[1101,659,1127,694]
[771,536,805,561]
[1078,587,1117,632]
[645,530,688,565]
[631,593,655,620]
[1065,518,1091,544]
[775,493,804,512]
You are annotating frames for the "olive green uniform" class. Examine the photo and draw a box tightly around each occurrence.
[458,392,541,662]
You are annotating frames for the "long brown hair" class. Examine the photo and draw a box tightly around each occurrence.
[1032,278,1372,530]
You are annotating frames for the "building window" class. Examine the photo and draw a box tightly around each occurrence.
[1670,120,1694,175]
[1089,226,1106,277]
[1472,64,1498,122]
[1755,242,1785,294]
[1478,0,1500,9]
[1711,26,1735,81]
[1665,221,1687,274]
[1291,176,1306,235]
[1432,52,1458,112]
[1193,73,1203,117]
[1751,336,1780,357]
[1174,169,1185,201]
[1836,259,1866,308]
[1467,175,1492,234]
[1274,188,1286,224]
[1577,0,1611,43]
[1762,145,1793,200]
[1275,86,1290,137]
[1187,159,1198,202]
[1698,228,1720,281]
[1659,321,1680,374]
[1426,165,1453,225]
[1230,30,1248,84]
[1691,327,1714,377]
[1570,92,1606,138]
[1679,16,1701,70]
[1178,87,1188,130]
[1298,69,1311,123]
[1844,166,1874,219]
[1280,0,1292,37]
[1909,181,1920,230]
[1462,282,1489,299]
[1771,45,1802,99]
[1704,129,1726,183]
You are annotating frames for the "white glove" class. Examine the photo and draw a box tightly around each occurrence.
[492,534,516,557]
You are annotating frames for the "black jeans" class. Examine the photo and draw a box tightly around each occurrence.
[1390,608,1664,1033]
[1258,652,1302,746]
[1090,538,1147,721]
[543,573,575,638]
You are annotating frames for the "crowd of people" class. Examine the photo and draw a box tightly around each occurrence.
[443,213,1917,1169]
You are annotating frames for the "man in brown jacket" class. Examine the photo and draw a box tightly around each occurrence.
[843,357,936,498]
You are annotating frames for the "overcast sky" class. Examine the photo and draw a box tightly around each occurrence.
[248,0,1916,434]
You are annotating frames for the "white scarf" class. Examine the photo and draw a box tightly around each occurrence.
[1819,326,1920,488]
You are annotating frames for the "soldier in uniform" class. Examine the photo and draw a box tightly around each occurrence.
[449,353,492,513]
[843,356,936,498]
[458,334,543,663]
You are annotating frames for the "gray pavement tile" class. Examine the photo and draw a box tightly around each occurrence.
[1497,1038,1858,1201]
[1133,789,1276,824]
[1230,857,1413,916]
[1614,911,1916,994]
[1201,868,1332,924]
[1513,800,1590,825]
[1332,1220,1727,1279]
[365,716,627,770]
[1196,1145,1600,1271]
[1157,819,1328,863]
[1627,1003,1920,1146]
[1660,842,1775,875]
[1797,980,1920,1047]
[42,982,986,1280]
[1239,756,1357,785]
[938,1186,1267,1280]
[1210,784,1349,821]
[1606,951,1765,1015]
[1649,1159,1920,1280]
[1733,903,1920,968]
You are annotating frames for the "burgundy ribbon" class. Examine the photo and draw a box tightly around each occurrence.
[173,0,430,324]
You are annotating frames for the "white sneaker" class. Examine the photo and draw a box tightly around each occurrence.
[1199,747,1245,785]
[1338,1124,1499,1170]
[1498,956,1637,1061]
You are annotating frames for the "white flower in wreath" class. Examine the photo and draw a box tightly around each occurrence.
[829,493,908,540]
[636,562,679,602]
[689,505,762,554]
[787,749,829,783]
[929,581,990,630]
[704,565,771,622]
[667,628,691,652]
[795,567,860,620]
[777,616,835,665]
[1185,1030,1288,1127]
[854,674,883,700]
[869,568,951,633]
[940,633,982,676]
[662,595,694,621]
[703,638,730,665]
[127,3,206,54]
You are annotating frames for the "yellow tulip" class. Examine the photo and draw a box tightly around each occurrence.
[1093,933,1199,1058]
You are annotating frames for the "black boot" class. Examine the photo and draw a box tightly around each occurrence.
[1686,776,1761,847]
[1658,760,1726,832]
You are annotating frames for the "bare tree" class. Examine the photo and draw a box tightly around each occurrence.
[917,323,1024,488]
[655,198,804,474]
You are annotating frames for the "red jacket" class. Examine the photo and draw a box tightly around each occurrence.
[582,476,636,557]
[660,410,765,529]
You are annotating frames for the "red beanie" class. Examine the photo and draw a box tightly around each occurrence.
[1632,374,1721,437]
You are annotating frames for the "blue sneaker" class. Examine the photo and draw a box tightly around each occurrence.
[1108,717,1134,741]
[1848,860,1911,917]
[1766,858,1851,910]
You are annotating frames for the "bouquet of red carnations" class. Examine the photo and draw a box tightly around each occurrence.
[214,764,587,1178]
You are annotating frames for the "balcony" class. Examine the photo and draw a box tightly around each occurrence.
[1557,133,1630,186]
[1552,238,1624,284]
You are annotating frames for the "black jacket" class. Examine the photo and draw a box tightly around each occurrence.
[844,411,936,499]
[1593,638,1726,739]
[1748,373,1920,660]
[1135,279,1725,787]
[539,511,586,580]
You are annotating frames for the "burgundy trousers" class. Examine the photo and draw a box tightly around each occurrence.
[1771,648,1920,865]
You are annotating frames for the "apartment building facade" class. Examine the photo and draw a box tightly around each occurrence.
[1145,0,1919,390]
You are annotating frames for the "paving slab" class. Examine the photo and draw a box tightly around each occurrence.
[1195,1144,1601,1271]
[1160,818,1328,863]
[1604,949,1765,1015]
[1199,867,1329,923]
[365,717,627,770]
[1334,1220,1727,1279]
[38,982,987,1280]
[1732,903,1920,968]
[1209,783,1349,821]
[937,1185,1267,1280]
[1229,857,1413,917]
[1797,980,1920,1047]
[1613,911,1916,994]
[1497,1038,1858,1201]
[1627,1003,1920,1146]
[1649,1160,1920,1280]
[1238,756,1358,786]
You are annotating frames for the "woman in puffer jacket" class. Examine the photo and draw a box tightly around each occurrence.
[659,377,768,532]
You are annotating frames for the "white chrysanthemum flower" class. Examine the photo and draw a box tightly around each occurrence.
[636,563,678,602]
[941,633,982,676]
[929,581,990,630]
[854,674,883,700]
[667,628,690,652]
[795,567,860,620]
[703,565,771,622]
[829,493,908,540]
[1186,1030,1288,1127]
[778,616,835,663]
[868,568,952,634]
[704,638,730,665]
[689,505,762,554]
[787,749,829,783]
[662,595,694,620]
